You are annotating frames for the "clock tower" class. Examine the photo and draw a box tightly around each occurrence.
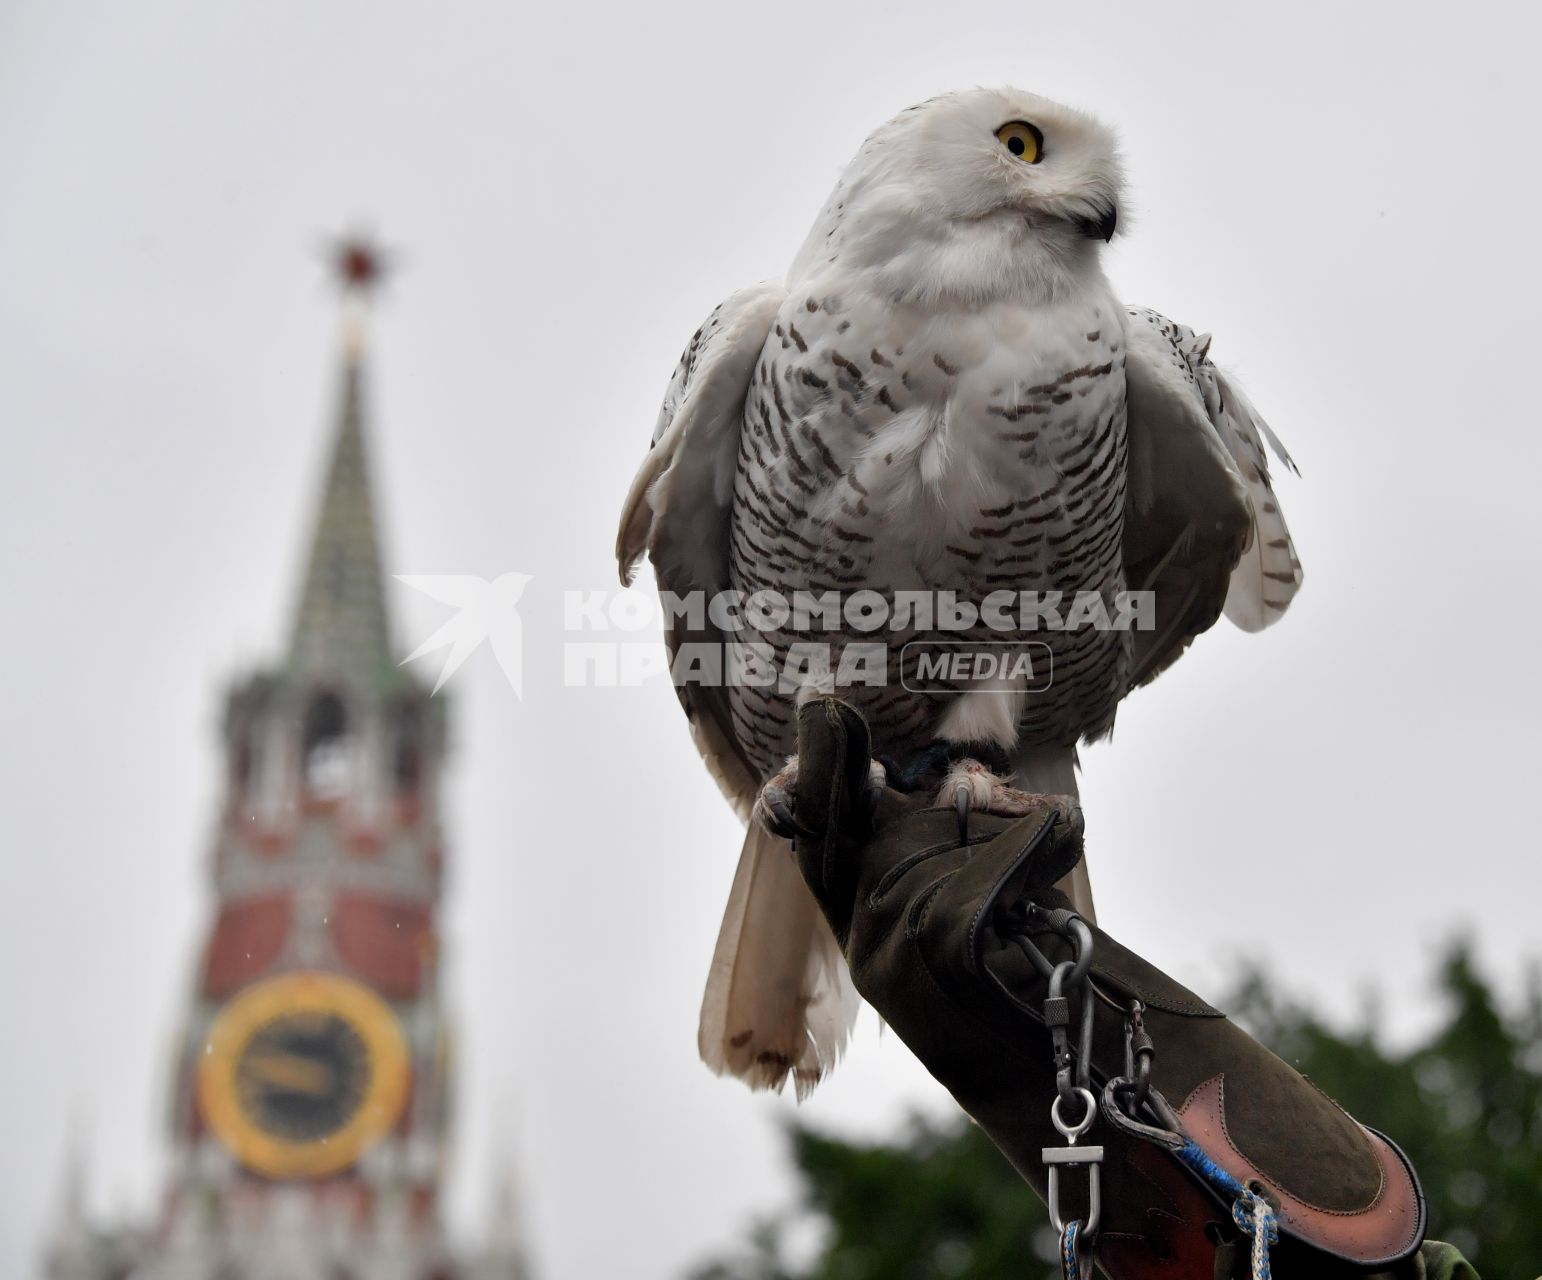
[46,242,524,1280]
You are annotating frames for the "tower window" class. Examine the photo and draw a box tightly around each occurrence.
[301,692,351,797]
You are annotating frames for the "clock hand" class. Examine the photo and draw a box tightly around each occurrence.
[242,1051,336,1097]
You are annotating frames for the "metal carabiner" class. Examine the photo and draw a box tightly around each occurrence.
[1032,912,1104,1249]
[1120,999,1154,1117]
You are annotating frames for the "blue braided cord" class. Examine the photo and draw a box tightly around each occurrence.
[1174,1140,1247,1196]
[1175,1141,1279,1280]
[1060,1220,1082,1280]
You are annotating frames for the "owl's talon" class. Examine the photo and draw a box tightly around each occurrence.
[756,756,888,840]
[754,755,801,839]
[755,783,799,839]
[935,758,1042,821]
[865,760,888,822]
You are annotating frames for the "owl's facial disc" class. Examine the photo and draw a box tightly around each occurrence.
[992,114,1116,241]
[891,89,1124,246]
[790,89,1124,297]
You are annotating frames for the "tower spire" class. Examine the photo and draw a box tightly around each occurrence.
[288,235,395,684]
[51,235,523,1280]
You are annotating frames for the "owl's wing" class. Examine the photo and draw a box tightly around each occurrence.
[1121,306,1304,686]
[619,284,859,1096]
[617,282,787,818]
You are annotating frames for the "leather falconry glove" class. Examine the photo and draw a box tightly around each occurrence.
[785,696,1429,1280]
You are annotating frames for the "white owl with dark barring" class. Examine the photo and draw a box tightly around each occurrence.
[617,88,1302,1096]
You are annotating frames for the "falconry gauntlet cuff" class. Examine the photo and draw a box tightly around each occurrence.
[789,697,1427,1280]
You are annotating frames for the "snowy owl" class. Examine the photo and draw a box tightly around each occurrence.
[617,87,1302,1096]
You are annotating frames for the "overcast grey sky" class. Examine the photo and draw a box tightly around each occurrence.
[3,2,1541,1276]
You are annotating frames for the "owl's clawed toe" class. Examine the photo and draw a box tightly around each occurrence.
[754,758,801,839]
[935,758,1040,825]
[754,753,887,841]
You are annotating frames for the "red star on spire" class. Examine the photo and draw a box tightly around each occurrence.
[332,233,391,296]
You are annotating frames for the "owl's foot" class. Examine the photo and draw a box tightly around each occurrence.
[753,757,802,837]
[935,759,1041,841]
[755,754,887,840]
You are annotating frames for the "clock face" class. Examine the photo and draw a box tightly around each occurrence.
[198,971,410,1178]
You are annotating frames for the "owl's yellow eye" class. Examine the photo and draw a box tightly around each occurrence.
[996,121,1043,164]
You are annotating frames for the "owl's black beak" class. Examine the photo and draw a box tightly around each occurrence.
[1077,203,1118,242]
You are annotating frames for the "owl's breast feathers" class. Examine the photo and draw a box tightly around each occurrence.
[726,285,1132,776]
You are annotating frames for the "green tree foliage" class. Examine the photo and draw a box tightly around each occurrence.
[690,942,1539,1280]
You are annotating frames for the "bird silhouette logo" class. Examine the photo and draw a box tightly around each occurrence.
[395,573,533,697]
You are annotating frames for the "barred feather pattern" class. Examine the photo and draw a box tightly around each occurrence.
[726,285,1133,780]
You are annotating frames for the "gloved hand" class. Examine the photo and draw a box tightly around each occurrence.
[784,696,1429,1280]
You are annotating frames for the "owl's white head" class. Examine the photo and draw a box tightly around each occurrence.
[790,88,1124,305]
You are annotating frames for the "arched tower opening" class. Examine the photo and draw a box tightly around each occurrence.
[302,690,351,798]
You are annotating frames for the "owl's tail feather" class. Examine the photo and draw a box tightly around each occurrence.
[699,824,860,1098]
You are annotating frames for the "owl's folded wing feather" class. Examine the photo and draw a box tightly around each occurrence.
[1121,306,1303,687]
[619,285,859,1096]
[617,281,787,819]
[1207,368,1304,632]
